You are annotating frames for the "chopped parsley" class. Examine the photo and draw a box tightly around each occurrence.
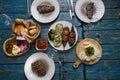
[85,46,94,56]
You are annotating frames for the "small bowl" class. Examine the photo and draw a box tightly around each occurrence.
[36,38,48,51]
[3,37,30,57]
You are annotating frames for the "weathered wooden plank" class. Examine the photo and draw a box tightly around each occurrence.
[61,44,120,62]
[101,44,120,59]
[61,63,84,80]
[0,64,26,80]
[103,0,120,9]
[0,0,27,13]
[0,12,81,29]
[83,20,120,30]
[52,63,60,80]
[0,63,59,80]
[31,12,82,26]
[0,63,84,80]
[1,0,119,13]
[84,30,120,44]
[58,0,120,9]
[3,6,120,29]
[85,60,120,80]
[0,13,28,29]
[103,9,120,20]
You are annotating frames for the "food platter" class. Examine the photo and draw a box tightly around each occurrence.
[3,18,41,57]
[24,52,55,80]
[75,0,105,23]
[73,38,102,68]
[31,0,60,23]
[48,21,78,51]
[3,37,30,57]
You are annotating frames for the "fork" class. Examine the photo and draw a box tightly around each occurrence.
[59,54,65,80]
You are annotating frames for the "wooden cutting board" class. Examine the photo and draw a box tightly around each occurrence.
[73,38,102,68]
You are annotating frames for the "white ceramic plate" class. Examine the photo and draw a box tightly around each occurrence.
[31,0,60,23]
[48,21,78,51]
[24,52,55,80]
[75,0,105,23]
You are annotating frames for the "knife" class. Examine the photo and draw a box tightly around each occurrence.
[71,0,73,11]
[67,0,72,19]
[27,0,31,17]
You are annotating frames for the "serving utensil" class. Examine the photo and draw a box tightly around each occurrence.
[66,0,72,19]
[70,0,75,19]
[27,0,31,17]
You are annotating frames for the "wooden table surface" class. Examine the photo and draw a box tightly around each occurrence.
[0,0,120,80]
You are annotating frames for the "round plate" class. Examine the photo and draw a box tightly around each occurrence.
[48,21,78,51]
[76,38,102,64]
[75,0,105,23]
[31,0,60,23]
[24,52,55,80]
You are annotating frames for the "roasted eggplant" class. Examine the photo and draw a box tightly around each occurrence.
[69,26,75,46]
[48,29,55,41]
[62,27,69,47]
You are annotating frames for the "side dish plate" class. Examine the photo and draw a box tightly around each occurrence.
[24,52,55,80]
[31,0,60,23]
[75,0,105,23]
[48,21,78,51]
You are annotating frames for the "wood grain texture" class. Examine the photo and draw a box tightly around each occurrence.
[101,44,120,60]
[0,0,120,80]
[0,63,60,80]
[103,0,120,9]
[84,30,120,44]
[83,20,120,30]
[85,60,120,80]
[0,0,27,13]
[61,63,84,80]
[0,13,28,29]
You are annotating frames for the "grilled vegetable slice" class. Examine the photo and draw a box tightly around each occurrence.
[53,34,62,47]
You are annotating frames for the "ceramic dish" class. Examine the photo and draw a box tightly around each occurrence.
[31,0,60,23]
[75,0,105,23]
[48,21,78,51]
[24,52,55,80]
[36,38,48,51]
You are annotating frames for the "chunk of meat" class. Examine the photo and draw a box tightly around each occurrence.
[37,5,55,14]
[86,2,94,19]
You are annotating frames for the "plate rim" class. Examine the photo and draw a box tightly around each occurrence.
[47,21,78,51]
[31,0,60,23]
[75,0,105,23]
[24,52,55,80]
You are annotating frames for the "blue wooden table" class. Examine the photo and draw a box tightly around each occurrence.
[0,0,120,80]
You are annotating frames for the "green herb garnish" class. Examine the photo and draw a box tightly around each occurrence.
[5,38,17,53]
[85,46,94,56]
